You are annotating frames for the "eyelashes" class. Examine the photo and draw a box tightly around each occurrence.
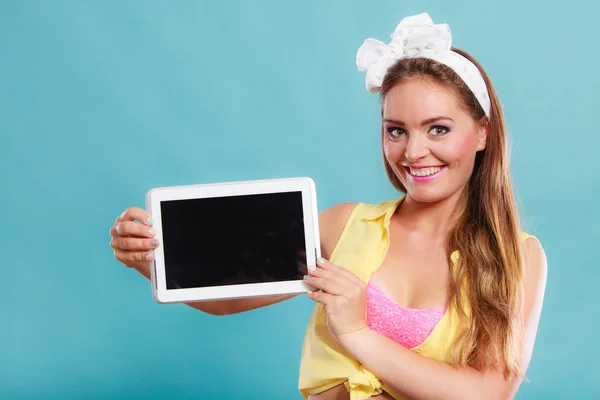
[385,127,406,138]
[429,125,450,136]
[385,125,451,139]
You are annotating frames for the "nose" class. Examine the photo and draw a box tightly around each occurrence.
[404,133,430,162]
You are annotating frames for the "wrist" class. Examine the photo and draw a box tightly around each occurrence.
[336,325,372,348]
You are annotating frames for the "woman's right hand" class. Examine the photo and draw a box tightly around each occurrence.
[109,206,160,271]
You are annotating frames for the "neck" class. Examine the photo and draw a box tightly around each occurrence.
[395,189,466,237]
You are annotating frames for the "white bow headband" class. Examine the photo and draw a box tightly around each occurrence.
[356,12,491,118]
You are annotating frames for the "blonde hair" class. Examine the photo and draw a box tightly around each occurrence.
[380,48,524,378]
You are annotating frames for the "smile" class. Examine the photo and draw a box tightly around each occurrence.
[404,165,446,181]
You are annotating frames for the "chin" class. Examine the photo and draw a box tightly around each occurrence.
[404,188,450,203]
[399,177,457,204]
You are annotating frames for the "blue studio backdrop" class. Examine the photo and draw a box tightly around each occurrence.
[2,1,599,399]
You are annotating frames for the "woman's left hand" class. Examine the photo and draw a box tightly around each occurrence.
[305,258,369,342]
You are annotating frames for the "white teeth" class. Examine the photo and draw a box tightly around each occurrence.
[409,166,442,177]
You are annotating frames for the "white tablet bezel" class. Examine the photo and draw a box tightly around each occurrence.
[145,177,320,304]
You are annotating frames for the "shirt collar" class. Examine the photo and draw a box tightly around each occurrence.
[360,195,406,222]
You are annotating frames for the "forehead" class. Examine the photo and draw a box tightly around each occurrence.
[382,78,465,122]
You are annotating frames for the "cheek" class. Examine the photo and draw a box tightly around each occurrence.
[437,134,479,166]
[383,139,404,163]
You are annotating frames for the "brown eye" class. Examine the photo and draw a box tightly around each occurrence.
[387,128,406,139]
[429,126,450,136]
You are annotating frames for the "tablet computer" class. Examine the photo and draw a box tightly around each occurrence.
[145,177,320,304]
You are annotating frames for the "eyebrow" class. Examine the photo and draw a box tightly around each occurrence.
[382,116,455,126]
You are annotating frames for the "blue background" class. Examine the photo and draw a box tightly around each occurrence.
[2,0,598,399]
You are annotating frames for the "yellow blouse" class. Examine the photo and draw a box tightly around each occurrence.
[297,196,538,400]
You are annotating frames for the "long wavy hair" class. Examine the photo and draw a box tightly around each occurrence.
[380,49,524,378]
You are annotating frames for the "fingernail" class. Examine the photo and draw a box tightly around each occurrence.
[303,275,310,280]
[148,228,156,236]
[317,257,326,263]
[151,240,158,247]
[306,290,313,294]
[145,252,153,261]
[146,217,154,226]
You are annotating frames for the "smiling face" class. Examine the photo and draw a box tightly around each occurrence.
[382,77,487,204]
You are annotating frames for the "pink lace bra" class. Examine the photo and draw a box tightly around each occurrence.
[366,281,446,349]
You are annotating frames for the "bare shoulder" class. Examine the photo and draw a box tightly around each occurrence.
[522,236,548,279]
[319,202,358,223]
[520,236,548,324]
[318,202,358,259]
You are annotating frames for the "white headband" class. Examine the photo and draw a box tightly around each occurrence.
[356,12,491,118]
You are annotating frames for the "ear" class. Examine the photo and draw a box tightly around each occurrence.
[476,121,488,151]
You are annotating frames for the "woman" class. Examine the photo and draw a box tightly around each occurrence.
[109,13,547,400]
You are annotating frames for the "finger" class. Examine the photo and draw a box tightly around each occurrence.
[114,220,157,238]
[117,207,154,226]
[114,249,154,264]
[111,236,160,251]
[308,265,355,289]
[304,275,347,296]
[306,289,333,305]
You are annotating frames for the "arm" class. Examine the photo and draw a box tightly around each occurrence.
[112,203,357,316]
[129,261,297,315]
[336,237,548,400]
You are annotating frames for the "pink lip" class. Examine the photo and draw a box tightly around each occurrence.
[405,166,446,182]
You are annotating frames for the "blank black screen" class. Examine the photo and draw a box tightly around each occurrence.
[159,191,308,290]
